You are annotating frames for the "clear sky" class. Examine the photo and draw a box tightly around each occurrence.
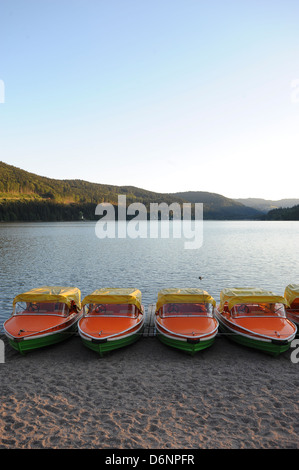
[1,0,299,200]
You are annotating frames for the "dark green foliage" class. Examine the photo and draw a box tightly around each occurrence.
[265,205,299,220]
[0,200,98,222]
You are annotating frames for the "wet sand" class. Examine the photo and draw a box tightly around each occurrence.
[0,333,298,449]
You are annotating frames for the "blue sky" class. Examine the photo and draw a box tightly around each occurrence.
[1,0,299,199]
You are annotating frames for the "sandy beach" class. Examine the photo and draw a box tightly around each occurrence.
[0,331,298,450]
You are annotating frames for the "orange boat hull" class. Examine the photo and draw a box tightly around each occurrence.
[3,312,82,354]
[215,309,297,356]
[155,316,218,355]
[78,314,144,356]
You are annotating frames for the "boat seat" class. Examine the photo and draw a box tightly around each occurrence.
[290,300,299,310]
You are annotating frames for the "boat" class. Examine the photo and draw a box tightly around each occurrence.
[215,287,297,356]
[284,284,299,327]
[154,288,219,355]
[78,288,145,356]
[3,286,82,354]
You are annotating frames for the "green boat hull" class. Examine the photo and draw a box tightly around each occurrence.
[218,320,292,357]
[7,323,78,355]
[80,328,144,357]
[156,331,216,356]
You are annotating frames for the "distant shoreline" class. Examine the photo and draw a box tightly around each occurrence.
[1,218,299,224]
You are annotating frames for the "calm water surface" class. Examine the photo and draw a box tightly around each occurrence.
[0,220,299,326]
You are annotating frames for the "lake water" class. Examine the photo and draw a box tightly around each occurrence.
[0,220,299,326]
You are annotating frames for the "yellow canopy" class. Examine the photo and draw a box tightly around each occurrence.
[82,288,142,310]
[284,284,299,306]
[219,287,288,311]
[155,288,216,312]
[13,286,81,309]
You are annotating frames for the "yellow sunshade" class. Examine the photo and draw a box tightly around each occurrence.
[219,287,288,311]
[155,288,216,312]
[284,284,299,307]
[82,288,142,310]
[13,286,81,309]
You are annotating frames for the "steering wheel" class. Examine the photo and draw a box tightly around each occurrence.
[95,304,106,314]
[238,304,249,314]
[28,303,40,312]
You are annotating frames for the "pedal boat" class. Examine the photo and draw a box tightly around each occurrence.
[3,286,82,354]
[154,288,219,356]
[284,284,299,327]
[215,287,297,356]
[78,288,145,357]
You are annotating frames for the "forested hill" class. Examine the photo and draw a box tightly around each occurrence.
[0,161,264,221]
[234,197,299,213]
[0,161,180,205]
[265,205,299,220]
[172,191,262,220]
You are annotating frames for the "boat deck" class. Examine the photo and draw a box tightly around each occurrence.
[71,305,157,338]
[143,305,223,338]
